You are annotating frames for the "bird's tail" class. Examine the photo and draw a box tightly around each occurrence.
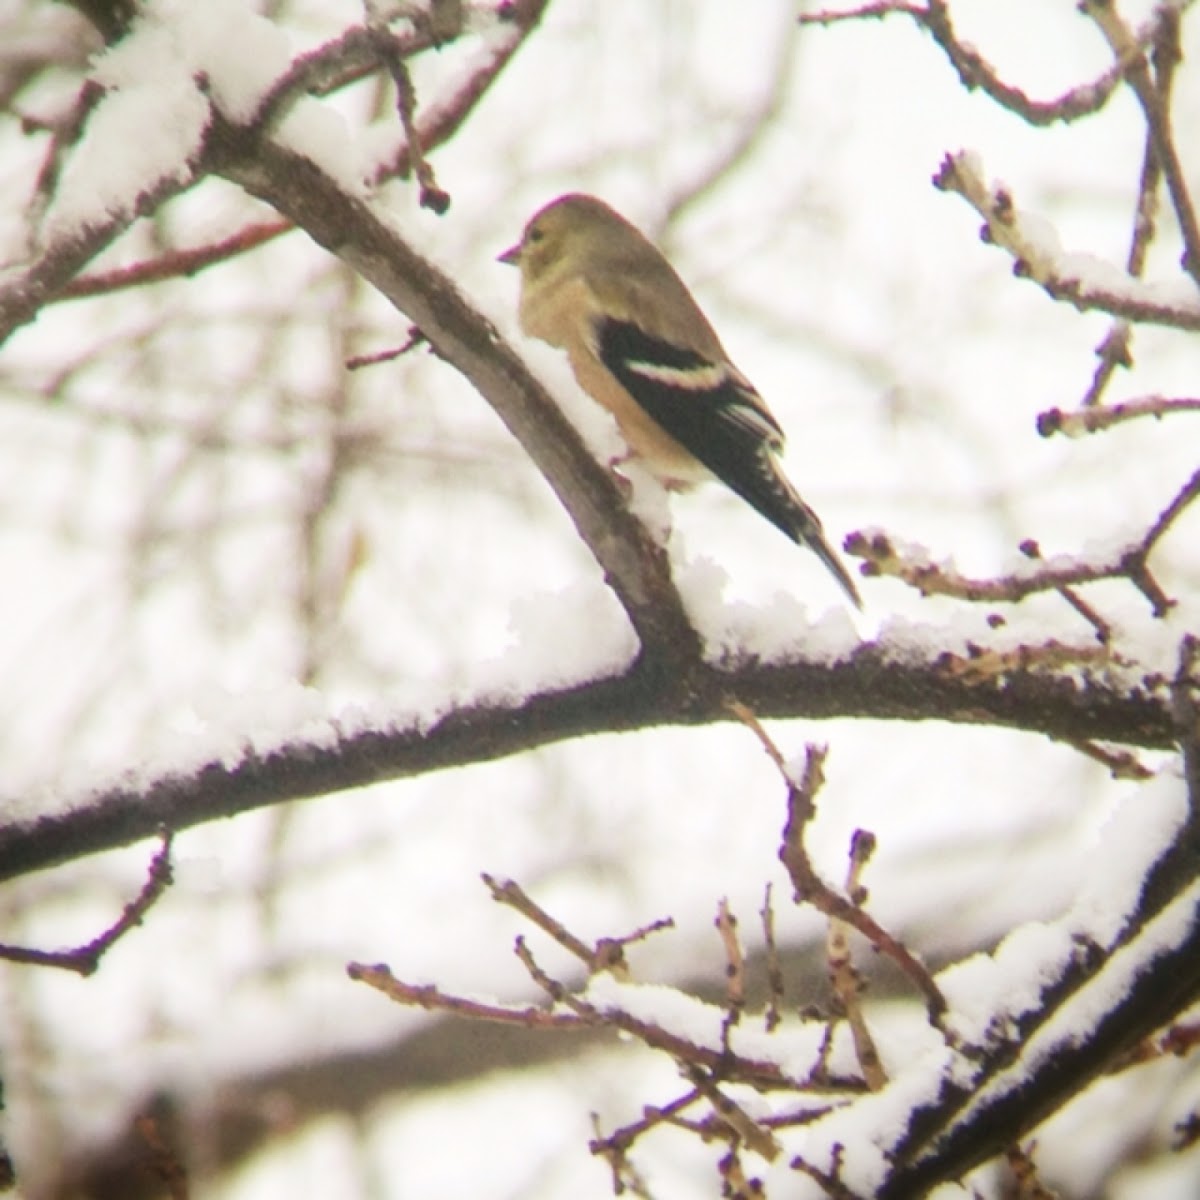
[759,456,863,611]
[800,519,863,611]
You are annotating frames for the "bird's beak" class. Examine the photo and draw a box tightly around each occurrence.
[497,243,521,266]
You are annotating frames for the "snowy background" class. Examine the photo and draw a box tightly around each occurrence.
[1,0,1199,1196]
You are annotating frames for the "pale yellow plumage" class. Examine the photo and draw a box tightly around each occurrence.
[499,193,862,609]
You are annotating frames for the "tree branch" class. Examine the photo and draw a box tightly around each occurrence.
[882,887,1200,1194]
[3,1,548,322]
[880,731,1200,1193]
[801,0,1142,127]
[0,144,207,344]
[204,112,701,668]
[0,642,1175,883]
[933,150,1200,332]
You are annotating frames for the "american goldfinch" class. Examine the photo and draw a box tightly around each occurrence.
[499,193,862,609]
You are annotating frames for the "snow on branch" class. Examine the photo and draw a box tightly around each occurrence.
[851,463,1200,627]
[0,0,548,335]
[933,150,1200,332]
[345,708,1200,1197]
[0,633,1179,884]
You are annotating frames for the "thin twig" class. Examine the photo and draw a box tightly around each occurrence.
[26,78,106,247]
[484,873,595,964]
[591,1098,696,1197]
[680,1063,781,1162]
[346,325,427,370]
[790,1144,856,1200]
[346,961,584,1027]
[506,936,816,1090]
[827,830,887,1090]
[1003,1144,1056,1200]
[1143,464,1200,559]
[760,883,784,1033]
[850,459,1200,621]
[134,1115,190,1200]
[1170,635,1200,823]
[61,221,292,299]
[1039,395,1200,437]
[0,830,174,974]
[1077,15,1175,409]
[1082,2,1200,288]
[366,17,450,212]
[1063,739,1154,782]
[726,703,947,1022]
[715,898,746,1050]
[802,0,1142,126]
[484,872,672,979]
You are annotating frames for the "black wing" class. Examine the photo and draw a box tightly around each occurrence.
[595,316,862,608]
[596,317,782,493]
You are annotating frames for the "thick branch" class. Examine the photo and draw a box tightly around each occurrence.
[205,114,700,666]
[880,746,1200,1193]
[882,887,1200,1195]
[0,644,1174,884]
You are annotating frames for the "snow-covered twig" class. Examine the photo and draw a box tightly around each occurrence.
[934,151,1200,332]
[852,463,1200,619]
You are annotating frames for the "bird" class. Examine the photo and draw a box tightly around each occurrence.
[498,193,862,610]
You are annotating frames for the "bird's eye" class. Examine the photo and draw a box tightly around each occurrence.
[527,227,545,244]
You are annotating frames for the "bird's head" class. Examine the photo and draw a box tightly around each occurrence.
[498,194,627,288]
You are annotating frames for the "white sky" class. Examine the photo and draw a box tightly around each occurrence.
[1,1,1199,1197]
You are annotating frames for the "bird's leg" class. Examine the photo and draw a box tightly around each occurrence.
[607,460,636,499]
[606,448,639,498]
